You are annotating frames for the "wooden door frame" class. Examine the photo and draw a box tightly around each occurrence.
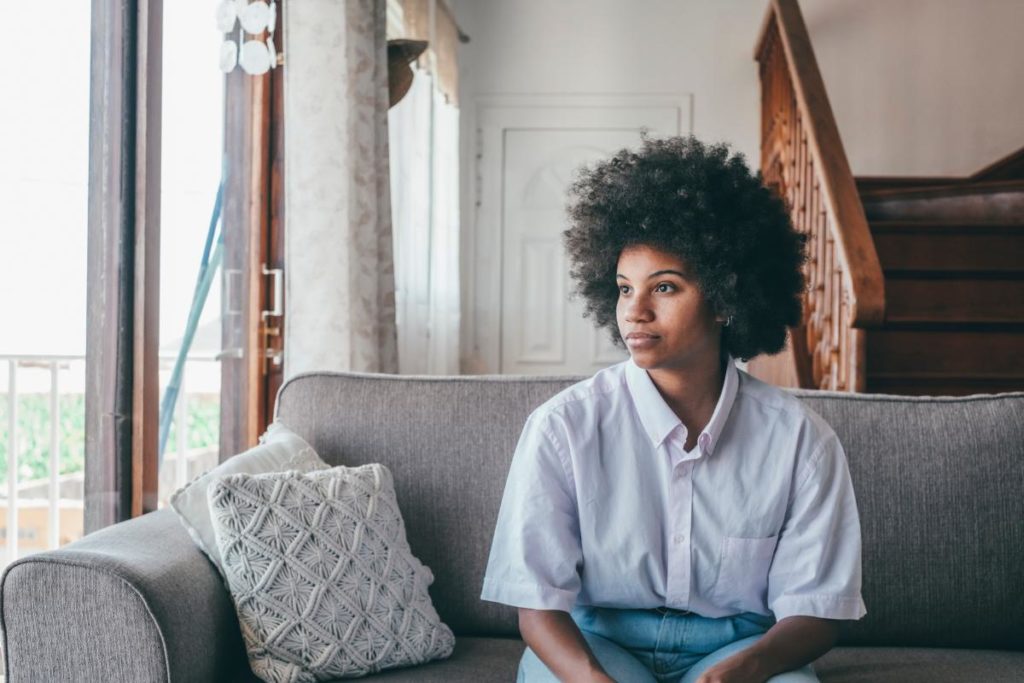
[220,8,285,458]
[85,0,162,532]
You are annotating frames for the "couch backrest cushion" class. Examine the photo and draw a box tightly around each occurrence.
[275,371,1024,649]
[790,388,1024,650]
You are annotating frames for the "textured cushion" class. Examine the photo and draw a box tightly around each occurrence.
[170,420,329,576]
[209,465,455,681]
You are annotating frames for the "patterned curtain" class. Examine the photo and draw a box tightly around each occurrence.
[283,0,399,377]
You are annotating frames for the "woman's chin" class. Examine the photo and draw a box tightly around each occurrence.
[628,350,662,369]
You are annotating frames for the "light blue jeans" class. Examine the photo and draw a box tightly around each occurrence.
[517,604,819,682]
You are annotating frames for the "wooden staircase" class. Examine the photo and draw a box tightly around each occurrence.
[748,0,1024,396]
[860,179,1024,395]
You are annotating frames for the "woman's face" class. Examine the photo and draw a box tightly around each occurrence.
[615,244,722,371]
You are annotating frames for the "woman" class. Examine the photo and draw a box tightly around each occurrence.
[480,136,866,683]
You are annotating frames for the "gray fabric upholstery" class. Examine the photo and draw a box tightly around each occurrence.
[2,370,1021,682]
[233,637,526,683]
[274,372,1024,652]
[228,641,1024,683]
[813,645,1024,682]
[790,389,1024,650]
[1,507,250,682]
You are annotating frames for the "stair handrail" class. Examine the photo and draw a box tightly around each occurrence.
[754,0,885,390]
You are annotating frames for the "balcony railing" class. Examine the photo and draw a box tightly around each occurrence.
[0,353,219,568]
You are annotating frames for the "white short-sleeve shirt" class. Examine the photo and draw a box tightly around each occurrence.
[480,356,867,622]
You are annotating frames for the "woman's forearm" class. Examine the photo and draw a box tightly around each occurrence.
[740,615,840,679]
[518,608,614,683]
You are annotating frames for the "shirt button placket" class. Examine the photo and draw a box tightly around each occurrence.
[667,441,693,610]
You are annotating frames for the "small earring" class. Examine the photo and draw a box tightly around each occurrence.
[723,315,733,328]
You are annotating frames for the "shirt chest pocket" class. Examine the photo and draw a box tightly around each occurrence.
[710,535,778,613]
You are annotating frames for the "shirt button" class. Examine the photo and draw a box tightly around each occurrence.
[673,534,684,544]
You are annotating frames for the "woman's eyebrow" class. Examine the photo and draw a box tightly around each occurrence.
[615,269,687,280]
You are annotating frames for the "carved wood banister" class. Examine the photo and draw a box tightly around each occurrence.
[753,0,885,392]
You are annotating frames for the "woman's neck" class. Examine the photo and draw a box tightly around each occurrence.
[646,349,727,443]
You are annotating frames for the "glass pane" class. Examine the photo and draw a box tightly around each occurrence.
[158,1,227,507]
[0,5,90,568]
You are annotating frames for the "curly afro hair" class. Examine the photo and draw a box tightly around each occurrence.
[563,134,807,362]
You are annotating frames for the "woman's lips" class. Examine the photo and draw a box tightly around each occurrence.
[625,333,660,349]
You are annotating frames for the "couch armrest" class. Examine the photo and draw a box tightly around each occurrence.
[0,508,251,683]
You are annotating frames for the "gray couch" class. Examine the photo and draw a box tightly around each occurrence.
[3,371,1023,682]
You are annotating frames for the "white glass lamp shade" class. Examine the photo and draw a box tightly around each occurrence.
[219,40,239,73]
[239,1,272,34]
[215,0,237,33]
[239,40,271,75]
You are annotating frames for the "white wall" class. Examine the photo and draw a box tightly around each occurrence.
[803,0,1024,176]
[453,0,1024,178]
[453,0,764,163]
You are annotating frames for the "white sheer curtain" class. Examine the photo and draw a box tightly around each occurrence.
[389,66,460,374]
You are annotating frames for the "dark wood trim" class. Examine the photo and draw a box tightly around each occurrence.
[857,145,1024,196]
[85,0,161,532]
[859,179,1024,201]
[971,144,1024,182]
[855,176,964,196]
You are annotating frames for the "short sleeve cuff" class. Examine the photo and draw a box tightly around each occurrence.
[771,594,867,622]
[480,576,577,612]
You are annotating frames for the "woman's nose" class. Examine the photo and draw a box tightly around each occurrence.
[624,296,653,323]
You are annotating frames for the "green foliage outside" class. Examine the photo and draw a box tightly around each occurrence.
[0,394,220,483]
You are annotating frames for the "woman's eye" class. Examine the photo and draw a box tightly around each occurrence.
[619,285,631,295]
[655,283,675,293]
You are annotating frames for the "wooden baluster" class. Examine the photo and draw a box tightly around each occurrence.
[815,184,827,385]
[831,254,842,389]
[811,178,824,383]
[823,225,836,388]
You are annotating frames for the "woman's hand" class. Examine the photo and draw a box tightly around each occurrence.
[693,615,839,682]
[693,650,768,683]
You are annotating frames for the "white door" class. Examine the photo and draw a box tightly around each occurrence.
[471,96,690,375]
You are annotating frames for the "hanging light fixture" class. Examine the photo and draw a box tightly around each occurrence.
[216,0,278,75]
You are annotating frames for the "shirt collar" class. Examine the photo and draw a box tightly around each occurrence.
[624,354,739,456]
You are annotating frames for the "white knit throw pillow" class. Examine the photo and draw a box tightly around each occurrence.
[209,465,454,682]
[170,420,329,579]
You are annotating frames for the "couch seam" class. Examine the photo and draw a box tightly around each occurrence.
[0,556,171,683]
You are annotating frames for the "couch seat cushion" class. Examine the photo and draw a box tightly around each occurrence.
[814,646,1024,682]
[234,640,1024,682]
[232,637,523,682]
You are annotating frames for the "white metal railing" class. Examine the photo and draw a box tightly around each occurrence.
[0,352,220,567]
